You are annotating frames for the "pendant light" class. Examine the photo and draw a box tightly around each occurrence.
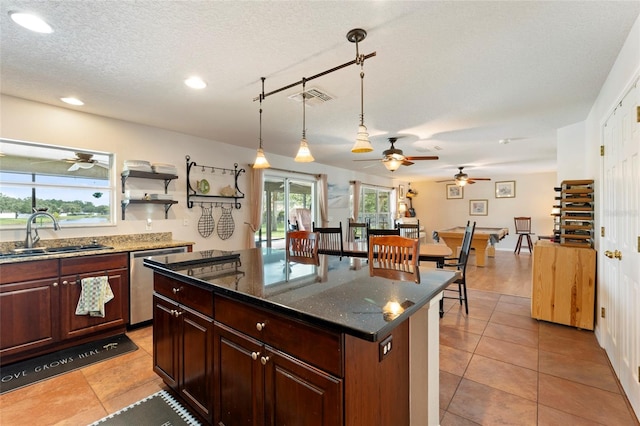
[295,78,315,162]
[253,78,271,169]
[348,28,373,153]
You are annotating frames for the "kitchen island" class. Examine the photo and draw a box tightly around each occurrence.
[144,248,457,425]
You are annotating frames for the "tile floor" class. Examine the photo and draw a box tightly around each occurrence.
[0,251,638,425]
[439,252,639,425]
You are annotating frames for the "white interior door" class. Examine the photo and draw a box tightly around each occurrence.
[601,81,640,418]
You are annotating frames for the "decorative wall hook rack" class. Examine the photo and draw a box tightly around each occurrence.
[185,155,245,209]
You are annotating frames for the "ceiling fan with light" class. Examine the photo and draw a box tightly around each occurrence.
[64,152,108,171]
[353,137,439,171]
[437,167,491,186]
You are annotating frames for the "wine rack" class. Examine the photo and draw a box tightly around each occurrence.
[559,179,594,248]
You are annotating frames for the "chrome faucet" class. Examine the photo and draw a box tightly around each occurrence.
[25,212,60,248]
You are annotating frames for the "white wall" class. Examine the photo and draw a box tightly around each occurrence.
[0,95,391,250]
[557,121,589,182]
[408,172,557,251]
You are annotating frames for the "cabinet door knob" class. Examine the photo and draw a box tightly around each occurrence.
[260,356,270,365]
[256,322,265,331]
[52,282,58,287]
[62,280,69,285]
[174,310,182,318]
[172,287,181,294]
[251,351,260,361]
[604,250,614,258]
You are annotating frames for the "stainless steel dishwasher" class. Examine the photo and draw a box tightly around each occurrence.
[129,246,188,326]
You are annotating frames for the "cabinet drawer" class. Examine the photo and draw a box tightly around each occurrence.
[0,259,58,284]
[215,296,343,377]
[60,253,127,275]
[154,273,213,317]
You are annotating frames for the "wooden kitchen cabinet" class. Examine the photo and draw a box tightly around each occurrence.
[153,274,214,424]
[213,296,343,426]
[0,254,129,365]
[0,259,60,359]
[60,253,129,340]
[531,240,596,329]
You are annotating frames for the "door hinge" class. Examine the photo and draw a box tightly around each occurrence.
[637,236,640,253]
[636,105,640,123]
[600,145,605,156]
[601,307,606,318]
[601,227,605,237]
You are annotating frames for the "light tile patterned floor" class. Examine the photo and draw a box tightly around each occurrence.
[439,251,639,425]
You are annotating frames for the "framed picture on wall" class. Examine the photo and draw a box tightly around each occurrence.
[446,184,463,199]
[495,181,516,198]
[469,199,488,216]
[398,184,405,200]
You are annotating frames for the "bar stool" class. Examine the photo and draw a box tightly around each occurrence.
[514,217,534,254]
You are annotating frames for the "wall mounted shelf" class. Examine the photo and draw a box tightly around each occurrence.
[121,169,179,220]
[185,155,245,209]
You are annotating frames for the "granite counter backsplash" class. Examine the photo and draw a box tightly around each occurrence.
[0,232,194,263]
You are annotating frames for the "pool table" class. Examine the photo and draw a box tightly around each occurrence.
[436,226,509,267]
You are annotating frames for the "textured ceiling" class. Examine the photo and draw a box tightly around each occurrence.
[1,1,639,181]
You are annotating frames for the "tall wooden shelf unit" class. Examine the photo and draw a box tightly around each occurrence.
[559,179,594,248]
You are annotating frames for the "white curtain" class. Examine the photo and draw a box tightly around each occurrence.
[318,174,329,227]
[349,180,362,242]
[244,166,264,248]
[390,188,398,226]
[351,180,361,221]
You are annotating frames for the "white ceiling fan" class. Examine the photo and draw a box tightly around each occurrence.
[437,166,491,186]
[353,137,439,171]
[64,152,108,171]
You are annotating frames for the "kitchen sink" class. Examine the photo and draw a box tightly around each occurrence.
[2,244,113,258]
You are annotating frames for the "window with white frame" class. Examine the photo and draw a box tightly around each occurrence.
[358,185,392,229]
[0,139,115,228]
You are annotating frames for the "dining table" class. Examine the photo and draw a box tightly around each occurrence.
[342,241,453,267]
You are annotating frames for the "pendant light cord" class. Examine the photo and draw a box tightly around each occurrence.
[302,78,307,139]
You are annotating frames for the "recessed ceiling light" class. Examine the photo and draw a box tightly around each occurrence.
[9,11,53,33]
[184,76,207,89]
[61,97,84,106]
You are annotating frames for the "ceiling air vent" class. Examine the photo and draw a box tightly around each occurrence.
[288,87,334,107]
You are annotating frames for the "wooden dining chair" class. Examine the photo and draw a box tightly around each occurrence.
[312,221,344,259]
[514,217,534,254]
[368,235,420,283]
[397,221,420,239]
[439,221,475,317]
[286,230,320,266]
[348,218,369,242]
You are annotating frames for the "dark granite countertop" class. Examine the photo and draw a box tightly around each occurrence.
[144,248,457,342]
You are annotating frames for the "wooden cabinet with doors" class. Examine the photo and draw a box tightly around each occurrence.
[0,254,129,366]
[59,253,129,340]
[0,259,60,360]
[153,273,214,424]
[213,295,343,426]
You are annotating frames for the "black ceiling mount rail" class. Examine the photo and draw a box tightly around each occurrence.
[253,52,377,102]
[253,28,376,102]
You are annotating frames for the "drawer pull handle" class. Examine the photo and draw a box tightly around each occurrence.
[52,282,58,287]
[260,356,270,366]
[251,352,260,361]
[62,280,69,285]
[174,310,182,318]
[172,287,181,294]
[256,322,265,331]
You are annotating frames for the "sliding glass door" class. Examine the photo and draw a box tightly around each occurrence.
[258,174,316,248]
